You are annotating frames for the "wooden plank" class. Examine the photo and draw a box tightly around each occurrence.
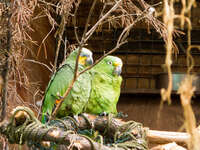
[138,78,150,88]
[121,89,200,95]
[124,78,137,89]
[121,89,161,94]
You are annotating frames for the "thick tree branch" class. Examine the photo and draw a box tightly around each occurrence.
[147,130,189,146]
[0,119,124,150]
[0,107,147,150]
[0,107,194,148]
[1,105,198,150]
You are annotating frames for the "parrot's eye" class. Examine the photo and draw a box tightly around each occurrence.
[107,61,112,65]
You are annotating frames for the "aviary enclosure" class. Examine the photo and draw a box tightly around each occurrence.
[0,0,200,149]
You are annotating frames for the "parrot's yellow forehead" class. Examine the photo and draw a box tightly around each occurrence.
[113,57,123,67]
[113,61,122,67]
[78,56,87,65]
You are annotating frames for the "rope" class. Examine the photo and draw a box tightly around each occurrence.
[113,120,148,150]
[78,113,148,150]
[80,113,94,129]
[48,117,76,132]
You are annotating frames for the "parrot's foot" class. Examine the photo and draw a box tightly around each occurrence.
[73,115,80,124]
[56,92,64,99]
[99,112,108,116]
[116,112,128,118]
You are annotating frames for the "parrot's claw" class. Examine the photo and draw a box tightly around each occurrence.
[56,92,64,99]
[73,115,80,124]
[116,112,128,118]
[58,95,64,99]
[99,112,108,116]
[91,121,94,129]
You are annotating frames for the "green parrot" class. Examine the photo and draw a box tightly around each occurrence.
[85,55,123,115]
[41,47,93,123]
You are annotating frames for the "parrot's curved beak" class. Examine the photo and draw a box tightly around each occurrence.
[113,62,122,76]
[86,56,93,66]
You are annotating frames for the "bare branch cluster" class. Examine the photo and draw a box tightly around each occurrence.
[51,0,170,118]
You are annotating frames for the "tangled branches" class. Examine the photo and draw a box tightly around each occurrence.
[51,0,172,119]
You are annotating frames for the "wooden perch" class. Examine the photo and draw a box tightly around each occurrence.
[0,106,193,149]
[150,142,187,150]
[0,120,123,150]
[0,107,147,150]
[81,115,190,146]
[147,130,189,146]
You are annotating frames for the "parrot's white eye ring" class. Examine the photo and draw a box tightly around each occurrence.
[107,61,112,65]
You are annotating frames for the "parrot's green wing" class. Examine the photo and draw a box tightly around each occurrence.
[85,56,123,115]
[85,72,122,114]
[41,48,93,123]
[57,66,91,117]
[41,63,91,123]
